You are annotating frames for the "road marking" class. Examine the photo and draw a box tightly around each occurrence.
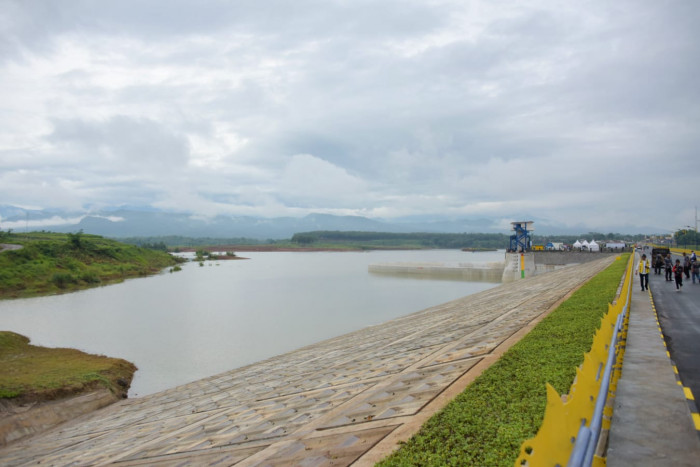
[685,387,695,401]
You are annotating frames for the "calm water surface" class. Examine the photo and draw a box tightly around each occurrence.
[0,250,503,397]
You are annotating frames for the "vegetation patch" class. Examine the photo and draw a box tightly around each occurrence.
[378,255,629,467]
[0,231,183,299]
[0,331,136,402]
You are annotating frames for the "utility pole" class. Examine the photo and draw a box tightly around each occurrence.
[695,206,698,248]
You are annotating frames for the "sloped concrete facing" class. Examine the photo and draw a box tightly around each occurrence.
[0,389,121,446]
[368,261,504,282]
[0,258,616,466]
[606,285,700,466]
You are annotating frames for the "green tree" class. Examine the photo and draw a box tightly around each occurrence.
[674,229,700,248]
[67,230,84,249]
[291,234,317,245]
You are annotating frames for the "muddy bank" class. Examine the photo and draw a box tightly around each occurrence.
[0,332,136,446]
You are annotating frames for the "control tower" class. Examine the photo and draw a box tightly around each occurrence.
[503,221,536,282]
[509,221,534,252]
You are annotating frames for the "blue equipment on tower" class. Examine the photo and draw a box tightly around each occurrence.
[509,221,533,252]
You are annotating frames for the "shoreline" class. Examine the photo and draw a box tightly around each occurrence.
[175,245,424,253]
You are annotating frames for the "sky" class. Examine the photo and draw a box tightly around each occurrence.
[1,0,699,233]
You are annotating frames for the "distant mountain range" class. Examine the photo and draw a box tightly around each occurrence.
[0,205,650,239]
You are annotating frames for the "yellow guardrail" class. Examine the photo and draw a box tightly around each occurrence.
[670,247,697,255]
[515,254,634,467]
[648,243,698,256]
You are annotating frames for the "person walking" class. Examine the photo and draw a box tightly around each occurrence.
[683,252,691,279]
[692,259,699,284]
[664,253,674,281]
[654,253,664,275]
[637,254,650,291]
[673,259,684,291]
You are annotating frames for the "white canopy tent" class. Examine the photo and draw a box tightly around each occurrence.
[606,242,626,250]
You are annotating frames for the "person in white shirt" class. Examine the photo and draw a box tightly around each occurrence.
[636,254,650,291]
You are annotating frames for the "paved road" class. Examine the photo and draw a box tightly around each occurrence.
[648,256,700,407]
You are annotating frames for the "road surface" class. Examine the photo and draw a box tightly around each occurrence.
[646,251,700,406]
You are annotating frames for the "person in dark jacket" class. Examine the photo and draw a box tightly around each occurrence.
[665,254,673,281]
[654,253,664,275]
[673,259,684,291]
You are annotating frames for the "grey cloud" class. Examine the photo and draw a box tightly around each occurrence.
[47,116,190,169]
[1,0,443,59]
[1,0,699,231]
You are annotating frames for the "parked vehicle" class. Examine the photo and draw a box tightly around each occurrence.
[651,247,670,258]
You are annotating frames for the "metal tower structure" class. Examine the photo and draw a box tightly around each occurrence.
[509,221,534,252]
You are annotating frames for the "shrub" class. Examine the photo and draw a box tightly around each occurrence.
[51,272,76,288]
[80,272,101,284]
[67,230,84,249]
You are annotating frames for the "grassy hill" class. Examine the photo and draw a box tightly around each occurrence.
[0,231,182,299]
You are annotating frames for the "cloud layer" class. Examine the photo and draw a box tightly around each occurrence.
[1,0,699,232]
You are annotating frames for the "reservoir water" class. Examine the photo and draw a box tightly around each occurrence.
[0,249,503,397]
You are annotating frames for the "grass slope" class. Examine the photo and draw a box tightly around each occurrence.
[0,232,181,299]
[0,331,136,401]
[378,255,629,467]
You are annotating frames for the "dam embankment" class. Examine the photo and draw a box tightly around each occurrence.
[534,250,622,265]
[0,257,617,466]
[370,251,622,284]
[369,261,505,282]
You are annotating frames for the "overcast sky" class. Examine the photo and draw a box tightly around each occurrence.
[1,0,698,232]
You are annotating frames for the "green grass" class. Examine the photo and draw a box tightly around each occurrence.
[0,331,136,401]
[377,254,629,467]
[0,231,182,299]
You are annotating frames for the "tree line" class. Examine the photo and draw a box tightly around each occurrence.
[290,230,647,249]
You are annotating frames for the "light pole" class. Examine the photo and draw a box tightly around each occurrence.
[685,225,695,250]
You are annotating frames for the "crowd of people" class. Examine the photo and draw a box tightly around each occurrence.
[645,250,699,292]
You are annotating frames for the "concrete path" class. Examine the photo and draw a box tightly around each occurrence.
[0,258,615,466]
[607,263,700,466]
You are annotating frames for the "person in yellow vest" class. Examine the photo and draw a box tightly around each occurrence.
[636,254,650,291]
